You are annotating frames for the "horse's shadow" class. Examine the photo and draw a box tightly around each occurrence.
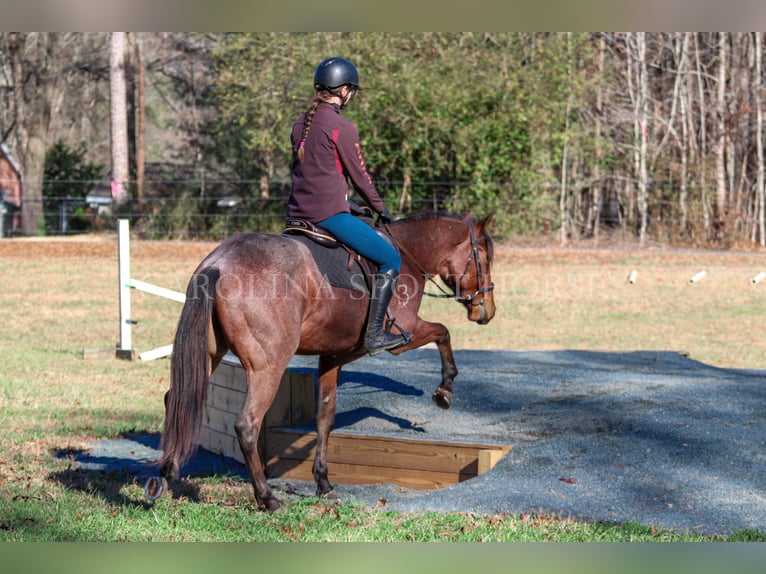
[303,368,426,431]
[49,433,215,505]
[337,369,424,398]
[332,406,425,432]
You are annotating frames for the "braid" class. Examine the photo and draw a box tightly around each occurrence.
[297,90,332,162]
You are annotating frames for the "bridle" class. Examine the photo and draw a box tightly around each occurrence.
[387,217,495,322]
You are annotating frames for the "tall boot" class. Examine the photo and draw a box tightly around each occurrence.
[365,269,408,356]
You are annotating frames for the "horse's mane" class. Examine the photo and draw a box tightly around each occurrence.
[390,211,494,260]
[391,211,466,225]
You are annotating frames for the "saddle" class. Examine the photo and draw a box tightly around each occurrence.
[281,202,394,294]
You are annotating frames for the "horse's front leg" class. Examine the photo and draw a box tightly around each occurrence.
[313,356,342,497]
[390,320,457,409]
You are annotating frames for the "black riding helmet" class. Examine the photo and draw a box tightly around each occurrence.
[313,57,361,91]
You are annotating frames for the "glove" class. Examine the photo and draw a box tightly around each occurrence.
[377,207,394,226]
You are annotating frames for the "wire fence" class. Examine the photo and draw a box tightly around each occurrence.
[3,178,759,246]
[9,178,544,240]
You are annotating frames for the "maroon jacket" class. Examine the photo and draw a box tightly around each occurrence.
[288,102,386,223]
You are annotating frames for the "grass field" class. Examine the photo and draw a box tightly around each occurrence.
[1,233,765,542]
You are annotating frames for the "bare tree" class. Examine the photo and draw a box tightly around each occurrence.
[677,33,692,235]
[629,32,650,246]
[1,33,110,235]
[7,33,54,234]
[756,32,766,246]
[110,32,129,207]
[692,33,712,237]
[714,32,728,241]
[590,33,606,244]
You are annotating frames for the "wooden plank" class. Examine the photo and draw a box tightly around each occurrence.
[206,381,246,415]
[265,428,512,488]
[199,425,243,464]
[288,371,315,426]
[478,449,505,475]
[267,428,510,474]
[211,362,244,392]
[202,405,238,436]
[263,371,294,429]
[266,458,462,490]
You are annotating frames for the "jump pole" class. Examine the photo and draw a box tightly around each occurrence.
[116,218,185,361]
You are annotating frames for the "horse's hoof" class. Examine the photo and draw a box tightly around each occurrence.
[318,488,339,500]
[432,389,452,409]
[144,476,167,501]
[260,498,282,513]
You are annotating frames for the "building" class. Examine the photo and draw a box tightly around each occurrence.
[0,141,22,237]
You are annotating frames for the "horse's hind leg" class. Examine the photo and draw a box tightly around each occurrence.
[313,356,343,497]
[235,365,282,512]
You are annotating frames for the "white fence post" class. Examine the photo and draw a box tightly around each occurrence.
[115,218,185,361]
[116,219,135,359]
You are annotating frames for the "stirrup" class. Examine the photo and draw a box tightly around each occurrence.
[366,324,410,355]
[366,333,407,355]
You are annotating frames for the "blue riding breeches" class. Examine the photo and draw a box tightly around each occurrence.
[317,212,401,274]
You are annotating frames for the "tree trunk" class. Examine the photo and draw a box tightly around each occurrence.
[8,33,56,236]
[714,32,728,241]
[110,32,130,207]
[678,33,691,236]
[636,32,649,246]
[693,33,711,236]
[136,35,145,203]
[559,32,573,246]
[591,34,605,244]
[756,32,765,246]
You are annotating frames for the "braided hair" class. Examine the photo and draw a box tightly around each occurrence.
[296,89,334,162]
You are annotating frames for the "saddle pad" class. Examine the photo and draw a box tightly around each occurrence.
[287,234,370,294]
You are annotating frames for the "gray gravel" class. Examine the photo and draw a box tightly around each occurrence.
[74,349,766,535]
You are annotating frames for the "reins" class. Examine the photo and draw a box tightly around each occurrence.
[385,218,494,310]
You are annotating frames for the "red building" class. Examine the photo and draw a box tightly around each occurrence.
[0,141,22,236]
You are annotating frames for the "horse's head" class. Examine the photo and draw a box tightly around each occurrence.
[441,213,496,325]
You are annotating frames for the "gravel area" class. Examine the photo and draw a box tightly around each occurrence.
[73,349,766,535]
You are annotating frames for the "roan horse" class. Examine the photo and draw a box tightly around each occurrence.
[145,212,496,511]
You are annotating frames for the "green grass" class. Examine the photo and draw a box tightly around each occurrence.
[2,238,765,542]
[0,477,725,542]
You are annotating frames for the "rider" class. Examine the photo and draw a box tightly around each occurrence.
[287,56,408,355]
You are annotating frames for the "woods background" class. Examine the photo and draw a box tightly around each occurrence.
[2,32,766,246]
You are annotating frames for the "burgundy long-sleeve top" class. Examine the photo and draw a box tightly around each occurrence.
[287,102,386,223]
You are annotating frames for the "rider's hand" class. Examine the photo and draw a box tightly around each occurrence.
[377,207,394,226]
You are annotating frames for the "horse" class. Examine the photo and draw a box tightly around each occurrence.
[145,211,496,511]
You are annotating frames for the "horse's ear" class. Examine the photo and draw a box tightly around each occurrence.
[478,212,494,231]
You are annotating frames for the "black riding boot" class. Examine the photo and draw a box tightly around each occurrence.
[365,269,408,356]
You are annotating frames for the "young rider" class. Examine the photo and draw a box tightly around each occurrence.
[287,56,408,355]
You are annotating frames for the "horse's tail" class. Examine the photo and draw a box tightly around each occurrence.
[158,267,219,482]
